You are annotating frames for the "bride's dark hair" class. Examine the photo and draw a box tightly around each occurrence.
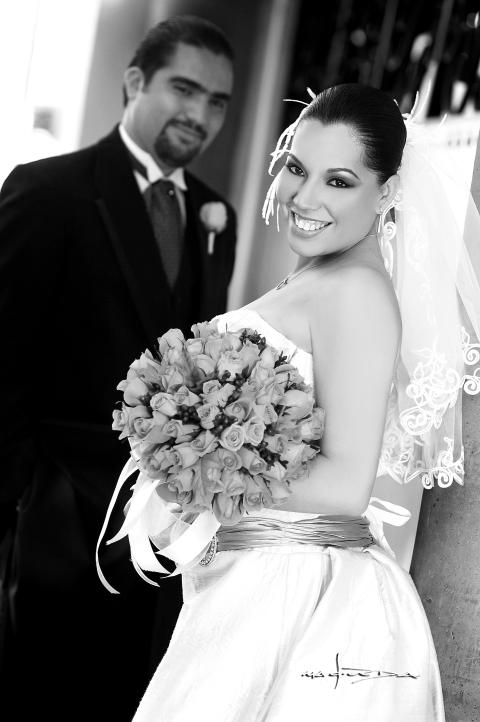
[302,83,406,184]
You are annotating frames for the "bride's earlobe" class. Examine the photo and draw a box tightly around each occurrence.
[378,174,401,214]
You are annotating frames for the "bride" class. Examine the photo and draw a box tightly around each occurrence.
[127,83,480,720]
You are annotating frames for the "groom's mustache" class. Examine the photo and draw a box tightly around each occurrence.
[166,119,207,141]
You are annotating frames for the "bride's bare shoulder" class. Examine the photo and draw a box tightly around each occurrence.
[307,262,401,345]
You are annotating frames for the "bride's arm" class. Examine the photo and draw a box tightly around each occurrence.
[282,265,401,516]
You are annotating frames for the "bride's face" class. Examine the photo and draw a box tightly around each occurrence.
[276,119,386,258]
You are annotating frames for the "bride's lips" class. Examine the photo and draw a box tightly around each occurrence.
[289,210,332,237]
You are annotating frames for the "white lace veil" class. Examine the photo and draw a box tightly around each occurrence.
[263,94,480,489]
[378,108,480,488]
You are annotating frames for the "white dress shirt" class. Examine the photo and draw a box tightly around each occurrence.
[119,124,187,227]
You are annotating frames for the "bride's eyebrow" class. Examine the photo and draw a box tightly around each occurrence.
[286,152,304,167]
[326,167,360,179]
[287,153,360,180]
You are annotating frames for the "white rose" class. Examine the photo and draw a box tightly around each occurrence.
[199,202,228,255]
[199,202,227,233]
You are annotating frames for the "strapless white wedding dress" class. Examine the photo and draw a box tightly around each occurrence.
[132,308,444,722]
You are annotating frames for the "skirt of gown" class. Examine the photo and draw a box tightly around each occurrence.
[132,507,444,722]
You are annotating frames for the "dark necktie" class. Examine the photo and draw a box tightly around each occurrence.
[144,179,184,288]
[127,150,184,288]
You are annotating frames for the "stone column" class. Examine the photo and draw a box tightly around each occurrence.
[410,138,480,722]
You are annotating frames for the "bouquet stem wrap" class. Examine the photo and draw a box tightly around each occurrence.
[96,457,222,594]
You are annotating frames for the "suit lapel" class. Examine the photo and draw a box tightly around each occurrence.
[184,173,218,316]
[93,128,172,345]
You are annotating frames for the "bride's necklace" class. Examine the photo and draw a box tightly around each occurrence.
[275,261,323,290]
[275,232,377,290]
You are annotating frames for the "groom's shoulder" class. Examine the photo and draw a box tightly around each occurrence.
[4,129,119,193]
[185,170,236,218]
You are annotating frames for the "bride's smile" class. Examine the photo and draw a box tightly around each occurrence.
[290,210,332,234]
[276,120,397,258]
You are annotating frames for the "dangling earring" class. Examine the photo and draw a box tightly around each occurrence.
[377,190,402,278]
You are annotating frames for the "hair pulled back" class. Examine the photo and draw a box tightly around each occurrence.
[302,84,406,184]
[123,15,233,105]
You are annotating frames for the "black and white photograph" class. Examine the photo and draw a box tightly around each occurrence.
[1,1,480,720]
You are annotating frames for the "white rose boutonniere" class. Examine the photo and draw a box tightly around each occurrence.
[200,202,228,255]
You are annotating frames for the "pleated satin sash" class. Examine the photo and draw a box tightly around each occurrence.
[215,514,374,553]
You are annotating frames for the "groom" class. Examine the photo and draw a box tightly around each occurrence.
[0,15,236,722]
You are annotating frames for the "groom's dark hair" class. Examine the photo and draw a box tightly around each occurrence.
[122,15,234,105]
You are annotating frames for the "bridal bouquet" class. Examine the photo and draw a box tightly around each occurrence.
[97,320,324,591]
[112,321,324,526]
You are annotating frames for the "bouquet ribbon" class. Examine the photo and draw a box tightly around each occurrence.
[96,460,411,593]
[96,457,220,594]
[364,496,411,558]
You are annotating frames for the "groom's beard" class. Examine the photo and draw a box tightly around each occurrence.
[154,120,208,168]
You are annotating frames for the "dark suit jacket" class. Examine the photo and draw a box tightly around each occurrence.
[0,127,236,721]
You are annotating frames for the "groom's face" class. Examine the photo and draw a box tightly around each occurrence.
[123,42,233,172]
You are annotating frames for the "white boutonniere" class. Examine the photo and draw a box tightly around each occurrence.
[199,202,228,255]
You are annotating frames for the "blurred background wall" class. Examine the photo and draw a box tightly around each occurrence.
[1,2,479,716]
[2,0,479,309]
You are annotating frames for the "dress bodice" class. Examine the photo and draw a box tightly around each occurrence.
[213,308,411,544]
[215,307,313,386]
